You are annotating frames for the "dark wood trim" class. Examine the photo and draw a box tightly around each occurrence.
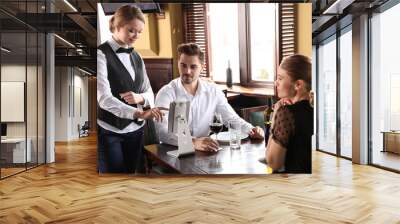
[238,4,249,85]
[244,4,252,85]
[275,3,280,97]
[143,58,173,94]
[336,29,341,157]
[315,44,319,151]
[203,3,210,78]
[367,10,373,165]
[205,4,212,79]
[277,4,283,64]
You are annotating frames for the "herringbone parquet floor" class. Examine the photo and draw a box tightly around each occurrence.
[1,135,400,223]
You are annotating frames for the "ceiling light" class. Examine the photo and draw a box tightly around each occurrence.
[78,67,92,76]
[63,0,78,12]
[54,34,75,48]
[1,47,11,53]
[322,0,355,15]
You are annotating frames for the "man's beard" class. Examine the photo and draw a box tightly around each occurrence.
[182,74,195,84]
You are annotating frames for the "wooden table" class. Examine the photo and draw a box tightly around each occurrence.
[144,139,269,174]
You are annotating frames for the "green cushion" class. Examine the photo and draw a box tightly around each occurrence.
[249,111,265,128]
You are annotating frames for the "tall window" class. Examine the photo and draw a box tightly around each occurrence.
[207,3,277,85]
[208,4,240,83]
[371,2,400,171]
[249,4,276,82]
[339,27,352,158]
[184,3,289,86]
[317,36,337,154]
[0,0,46,179]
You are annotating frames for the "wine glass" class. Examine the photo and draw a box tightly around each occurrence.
[209,112,223,143]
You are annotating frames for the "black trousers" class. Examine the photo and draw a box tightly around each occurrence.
[97,125,144,173]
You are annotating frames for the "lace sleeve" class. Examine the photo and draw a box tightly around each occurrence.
[270,106,295,148]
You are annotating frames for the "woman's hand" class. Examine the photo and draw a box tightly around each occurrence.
[192,137,219,152]
[120,91,144,105]
[134,107,168,122]
[249,126,264,139]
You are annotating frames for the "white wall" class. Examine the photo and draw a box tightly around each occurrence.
[55,67,89,141]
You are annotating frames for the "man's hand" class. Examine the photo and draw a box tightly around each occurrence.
[249,126,264,139]
[271,98,293,129]
[193,137,219,152]
[134,107,168,122]
[120,91,144,105]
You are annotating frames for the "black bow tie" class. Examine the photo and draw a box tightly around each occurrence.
[116,47,133,54]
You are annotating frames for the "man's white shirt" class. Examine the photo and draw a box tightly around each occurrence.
[97,38,154,133]
[155,78,253,146]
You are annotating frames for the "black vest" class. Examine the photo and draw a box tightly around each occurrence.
[284,100,313,173]
[98,42,144,130]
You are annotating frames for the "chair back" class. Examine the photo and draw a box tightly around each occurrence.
[240,105,269,128]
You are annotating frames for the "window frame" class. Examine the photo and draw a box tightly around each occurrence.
[314,24,353,161]
[184,3,294,88]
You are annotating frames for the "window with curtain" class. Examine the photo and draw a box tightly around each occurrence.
[183,3,295,86]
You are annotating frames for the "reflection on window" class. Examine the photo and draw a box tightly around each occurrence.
[371,2,400,171]
[208,3,240,83]
[390,74,400,129]
[340,29,352,158]
[249,4,276,82]
[317,37,337,154]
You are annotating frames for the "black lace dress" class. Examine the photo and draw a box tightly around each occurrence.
[270,100,313,173]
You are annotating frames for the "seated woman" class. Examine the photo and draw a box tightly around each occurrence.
[265,54,313,173]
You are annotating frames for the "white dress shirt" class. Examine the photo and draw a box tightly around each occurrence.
[155,78,253,146]
[97,37,155,133]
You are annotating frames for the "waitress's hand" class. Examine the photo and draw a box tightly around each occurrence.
[134,107,168,122]
[120,91,144,105]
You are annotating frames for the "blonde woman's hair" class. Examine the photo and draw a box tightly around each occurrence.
[109,5,145,33]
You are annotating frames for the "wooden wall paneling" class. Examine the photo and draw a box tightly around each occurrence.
[143,58,173,94]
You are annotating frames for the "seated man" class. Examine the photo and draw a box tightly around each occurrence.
[155,43,264,151]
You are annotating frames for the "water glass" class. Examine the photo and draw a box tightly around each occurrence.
[228,120,241,150]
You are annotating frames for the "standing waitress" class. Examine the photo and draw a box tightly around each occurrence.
[97,5,163,173]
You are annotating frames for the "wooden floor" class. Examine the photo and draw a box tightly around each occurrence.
[372,150,400,171]
[1,135,400,223]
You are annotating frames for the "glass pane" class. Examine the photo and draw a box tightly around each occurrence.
[27,31,38,169]
[207,3,240,83]
[1,30,27,177]
[339,28,352,158]
[249,3,276,82]
[317,36,337,154]
[38,32,46,165]
[371,3,400,171]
